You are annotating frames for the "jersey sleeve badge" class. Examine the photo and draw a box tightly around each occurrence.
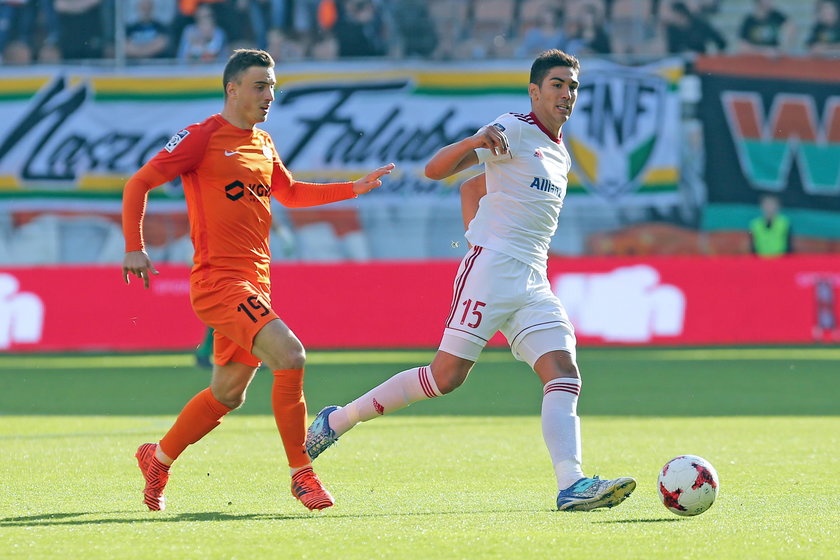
[164,129,190,153]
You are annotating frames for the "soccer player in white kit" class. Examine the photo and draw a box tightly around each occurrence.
[307,49,636,511]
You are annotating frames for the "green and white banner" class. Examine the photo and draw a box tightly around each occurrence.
[0,59,682,208]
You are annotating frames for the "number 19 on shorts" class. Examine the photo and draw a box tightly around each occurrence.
[237,295,271,323]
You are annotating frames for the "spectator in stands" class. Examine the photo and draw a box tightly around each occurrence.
[126,0,171,59]
[333,0,387,57]
[609,0,664,56]
[750,193,793,257]
[267,27,307,61]
[177,2,226,62]
[665,1,727,54]
[393,0,436,58]
[54,0,107,60]
[424,0,467,60]
[238,0,285,51]
[516,5,567,58]
[565,4,610,56]
[459,0,517,59]
[3,39,32,64]
[172,0,240,54]
[0,0,29,62]
[807,0,840,56]
[738,0,794,55]
[31,0,61,62]
[1,0,60,62]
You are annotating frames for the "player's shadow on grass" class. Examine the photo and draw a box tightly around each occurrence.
[0,511,315,527]
[3,506,653,527]
[1,507,552,527]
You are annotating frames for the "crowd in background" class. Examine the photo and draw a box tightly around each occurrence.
[0,0,839,65]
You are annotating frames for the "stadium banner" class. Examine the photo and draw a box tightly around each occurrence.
[1,255,838,353]
[0,59,681,207]
[696,55,840,239]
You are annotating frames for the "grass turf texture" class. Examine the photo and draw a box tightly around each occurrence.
[1,347,838,559]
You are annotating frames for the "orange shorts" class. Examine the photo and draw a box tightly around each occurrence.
[190,276,279,367]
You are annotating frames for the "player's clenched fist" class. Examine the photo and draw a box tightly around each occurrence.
[471,124,509,156]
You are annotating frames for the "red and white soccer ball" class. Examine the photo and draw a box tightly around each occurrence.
[657,455,719,516]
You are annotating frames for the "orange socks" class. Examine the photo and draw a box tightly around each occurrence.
[157,373,309,469]
[272,369,310,469]
[159,387,233,460]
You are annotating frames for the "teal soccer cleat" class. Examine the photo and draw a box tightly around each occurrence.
[556,475,636,511]
[306,405,340,460]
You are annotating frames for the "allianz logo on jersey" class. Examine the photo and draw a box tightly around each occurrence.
[528,176,562,196]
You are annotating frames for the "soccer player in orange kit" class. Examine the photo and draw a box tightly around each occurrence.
[122,49,394,512]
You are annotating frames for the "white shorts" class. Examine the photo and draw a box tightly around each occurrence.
[438,246,576,368]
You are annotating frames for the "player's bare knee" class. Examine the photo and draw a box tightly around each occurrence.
[276,341,306,369]
[558,362,579,379]
[260,340,306,370]
[216,389,247,409]
[534,350,579,383]
[436,376,457,395]
[434,367,470,394]
[547,359,578,380]
[283,348,306,370]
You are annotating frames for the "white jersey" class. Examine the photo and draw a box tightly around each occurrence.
[466,112,571,271]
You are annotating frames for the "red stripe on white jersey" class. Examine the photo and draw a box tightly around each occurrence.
[445,246,483,327]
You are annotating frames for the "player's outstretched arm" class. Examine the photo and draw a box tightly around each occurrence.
[425,125,509,180]
[122,162,170,289]
[272,162,395,207]
[352,163,396,195]
[460,173,487,232]
[122,250,159,289]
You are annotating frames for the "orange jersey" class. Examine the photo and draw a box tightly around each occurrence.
[123,114,357,285]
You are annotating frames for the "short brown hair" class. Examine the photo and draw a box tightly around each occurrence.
[222,49,274,97]
[529,49,580,86]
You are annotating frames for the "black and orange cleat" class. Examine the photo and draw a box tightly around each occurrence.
[291,466,334,511]
[135,443,170,511]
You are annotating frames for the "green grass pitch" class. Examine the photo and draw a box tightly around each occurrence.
[1,347,838,559]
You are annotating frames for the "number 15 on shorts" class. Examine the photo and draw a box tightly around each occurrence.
[459,299,486,328]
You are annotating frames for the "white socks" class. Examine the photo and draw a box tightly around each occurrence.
[329,365,442,436]
[542,377,585,490]
[328,369,584,491]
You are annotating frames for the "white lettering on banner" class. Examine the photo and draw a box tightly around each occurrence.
[553,265,685,342]
[0,273,45,349]
[151,278,191,295]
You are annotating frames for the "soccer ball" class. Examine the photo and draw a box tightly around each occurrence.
[657,455,719,516]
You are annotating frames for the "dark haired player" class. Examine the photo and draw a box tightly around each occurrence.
[122,49,394,511]
[307,50,635,511]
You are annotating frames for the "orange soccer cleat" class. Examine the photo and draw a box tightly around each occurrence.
[290,466,334,511]
[135,443,170,511]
